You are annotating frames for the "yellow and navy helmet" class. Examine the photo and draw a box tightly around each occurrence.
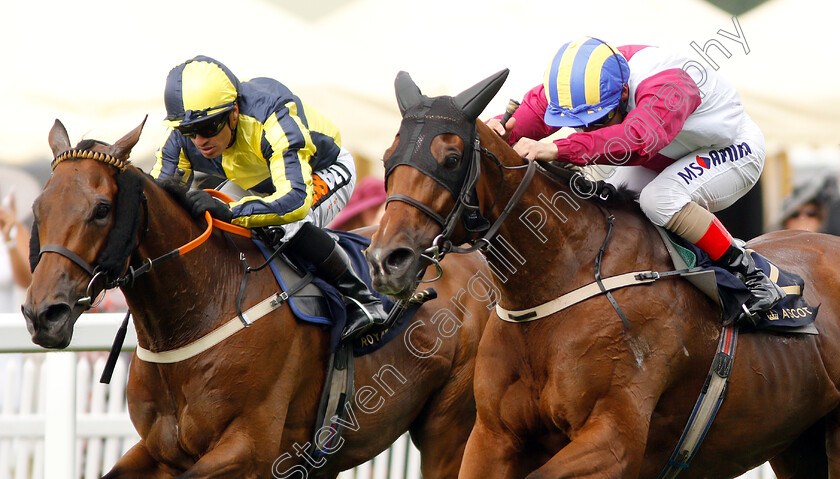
[163,55,240,128]
[543,37,629,128]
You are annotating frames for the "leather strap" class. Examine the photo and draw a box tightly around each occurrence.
[386,194,447,226]
[496,271,658,322]
[39,244,95,276]
[136,292,287,363]
[594,214,631,328]
[657,323,738,478]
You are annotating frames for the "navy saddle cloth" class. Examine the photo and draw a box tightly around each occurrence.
[667,233,819,331]
[252,229,420,355]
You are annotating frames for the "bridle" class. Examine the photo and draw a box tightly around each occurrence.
[36,150,244,310]
[383,110,537,272]
[36,149,145,308]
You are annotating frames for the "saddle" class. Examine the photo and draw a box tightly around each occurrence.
[657,227,819,334]
[252,228,429,353]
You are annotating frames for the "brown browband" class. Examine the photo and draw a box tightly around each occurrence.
[51,148,128,171]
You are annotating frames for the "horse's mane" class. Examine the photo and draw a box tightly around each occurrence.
[476,121,639,213]
[534,160,641,214]
[96,167,146,278]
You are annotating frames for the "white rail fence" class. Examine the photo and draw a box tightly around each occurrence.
[0,313,772,478]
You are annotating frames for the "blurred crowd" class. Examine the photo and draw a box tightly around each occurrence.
[770,172,840,235]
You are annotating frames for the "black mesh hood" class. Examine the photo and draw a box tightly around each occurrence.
[384,96,475,199]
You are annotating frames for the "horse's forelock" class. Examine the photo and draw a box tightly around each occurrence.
[75,139,111,151]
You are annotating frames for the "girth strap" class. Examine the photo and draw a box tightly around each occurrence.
[657,323,738,478]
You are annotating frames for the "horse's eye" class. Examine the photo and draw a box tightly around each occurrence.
[93,203,111,220]
[443,154,460,169]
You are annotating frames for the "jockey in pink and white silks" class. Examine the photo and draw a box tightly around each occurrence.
[487,36,784,324]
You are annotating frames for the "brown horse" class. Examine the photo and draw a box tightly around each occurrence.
[366,70,840,478]
[23,119,494,478]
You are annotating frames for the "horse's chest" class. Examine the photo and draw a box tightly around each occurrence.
[144,406,224,465]
[131,380,235,466]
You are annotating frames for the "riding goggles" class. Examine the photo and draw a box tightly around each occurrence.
[176,111,230,138]
[587,107,618,128]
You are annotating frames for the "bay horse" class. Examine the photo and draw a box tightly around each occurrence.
[366,69,840,478]
[23,119,494,478]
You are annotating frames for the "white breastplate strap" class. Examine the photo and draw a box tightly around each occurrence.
[496,271,658,323]
[136,292,287,363]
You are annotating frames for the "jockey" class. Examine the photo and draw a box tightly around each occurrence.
[487,36,784,324]
[151,55,387,340]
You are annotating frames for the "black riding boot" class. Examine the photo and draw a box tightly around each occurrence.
[316,243,389,341]
[714,243,785,324]
[286,223,388,341]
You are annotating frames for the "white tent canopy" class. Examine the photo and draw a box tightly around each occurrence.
[1,0,837,174]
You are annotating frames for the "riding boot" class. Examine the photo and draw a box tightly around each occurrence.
[665,201,785,325]
[713,242,785,320]
[315,243,389,341]
[285,222,388,341]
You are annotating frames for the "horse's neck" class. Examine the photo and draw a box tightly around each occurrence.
[122,185,243,351]
[478,146,612,308]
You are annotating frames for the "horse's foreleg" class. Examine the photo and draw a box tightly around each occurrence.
[458,418,530,479]
[409,376,477,478]
[524,412,649,479]
[102,441,177,478]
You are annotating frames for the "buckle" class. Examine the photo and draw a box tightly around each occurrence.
[599,188,611,201]
[635,271,660,281]
[271,291,289,307]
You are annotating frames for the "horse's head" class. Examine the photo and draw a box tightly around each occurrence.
[22,119,146,348]
[368,70,508,297]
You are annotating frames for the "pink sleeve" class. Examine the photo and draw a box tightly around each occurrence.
[553,68,702,167]
[503,85,559,145]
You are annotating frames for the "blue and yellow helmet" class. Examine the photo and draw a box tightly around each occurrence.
[163,55,240,128]
[543,37,629,128]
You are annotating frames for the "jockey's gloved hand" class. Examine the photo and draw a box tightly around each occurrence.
[185,189,233,223]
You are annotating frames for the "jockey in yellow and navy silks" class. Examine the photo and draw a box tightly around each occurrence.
[152,58,344,229]
[152,55,387,341]
[487,37,784,325]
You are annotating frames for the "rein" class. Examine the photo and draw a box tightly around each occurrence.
[385,119,639,327]
[40,149,254,380]
[386,126,538,273]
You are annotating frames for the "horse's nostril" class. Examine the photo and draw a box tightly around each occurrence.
[41,303,72,324]
[384,248,415,275]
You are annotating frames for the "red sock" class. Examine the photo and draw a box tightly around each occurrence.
[694,217,733,261]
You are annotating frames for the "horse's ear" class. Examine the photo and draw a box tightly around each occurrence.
[110,116,147,160]
[48,119,71,158]
[453,69,510,121]
[395,71,424,115]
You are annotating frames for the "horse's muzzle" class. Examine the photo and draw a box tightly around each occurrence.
[367,245,421,297]
[21,301,76,349]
